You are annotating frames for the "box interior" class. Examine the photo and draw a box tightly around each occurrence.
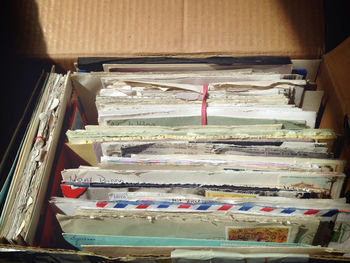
[34,58,343,249]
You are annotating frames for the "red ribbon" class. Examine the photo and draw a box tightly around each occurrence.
[201,84,208,125]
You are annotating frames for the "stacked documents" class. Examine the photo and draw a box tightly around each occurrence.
[96,71,315,128]
[51,64,350,260]
[0,69,71,244]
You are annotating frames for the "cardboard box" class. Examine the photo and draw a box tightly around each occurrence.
[2,0,350,260]
[13,0,325,70]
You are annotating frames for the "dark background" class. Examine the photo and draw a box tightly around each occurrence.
[0,0,349,174]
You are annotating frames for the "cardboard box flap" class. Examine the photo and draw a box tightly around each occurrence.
[322,37,350,118]
[16,0,324,70]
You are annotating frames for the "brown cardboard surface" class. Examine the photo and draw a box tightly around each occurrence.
[317,37,350,192]
[17,0,324,70]
[318,38,350,137]
[320,37,350,121]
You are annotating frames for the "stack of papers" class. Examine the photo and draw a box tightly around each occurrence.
[0,69,71,244]
[50,63,349,260]
[97,71,315,128]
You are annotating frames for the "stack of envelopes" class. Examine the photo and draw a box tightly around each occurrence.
[51,63,350,260]
[0,69,71,245]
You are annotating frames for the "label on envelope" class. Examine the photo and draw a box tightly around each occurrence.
[226,226,290,243]
[205,191,257,199]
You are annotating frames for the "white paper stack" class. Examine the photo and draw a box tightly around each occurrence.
[49,63,349,259]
